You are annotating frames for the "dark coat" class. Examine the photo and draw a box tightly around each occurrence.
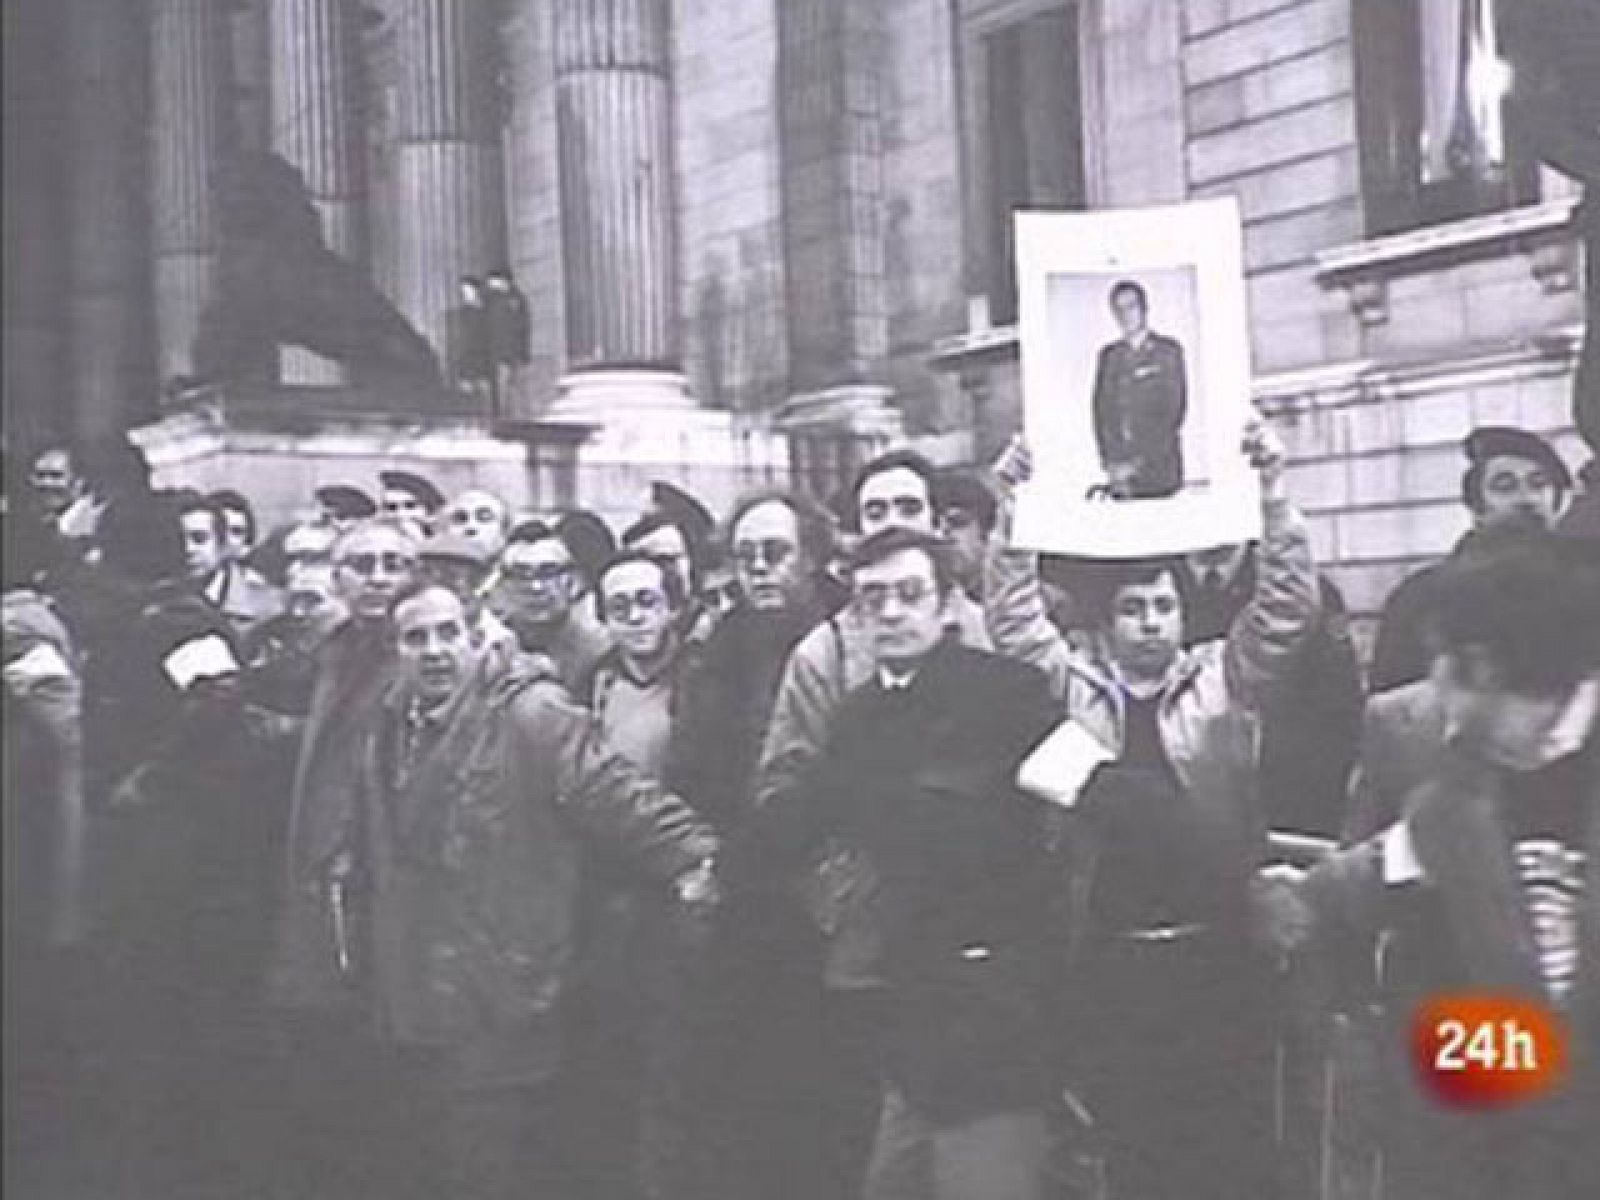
[267,620,398,1012]
[1090,332,1187,498]
[1369,527,1518,694]
[765,641,1062,1123]
[1301,740,1600,1200]
[670,603,819,835]
[348,658,716,1088]
[1342,680,1450,844]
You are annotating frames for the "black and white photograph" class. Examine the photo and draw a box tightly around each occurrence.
[1084,273,1193,501]
[1013,199,1261,557]
[4,3,1599,1200]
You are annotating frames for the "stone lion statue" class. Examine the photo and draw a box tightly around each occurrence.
[190,153,444,391]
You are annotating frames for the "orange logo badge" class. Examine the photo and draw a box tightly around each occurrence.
[1411,993,1569,1108]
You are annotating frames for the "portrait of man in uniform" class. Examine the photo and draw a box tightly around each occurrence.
[1090,280,1189,500]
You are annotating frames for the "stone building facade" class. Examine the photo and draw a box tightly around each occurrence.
[3,0,1588,638]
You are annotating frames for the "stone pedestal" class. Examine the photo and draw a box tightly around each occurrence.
[128,381,791,533]
[128,385,579,529]
[543,370,791,524]
[773,384,904,502]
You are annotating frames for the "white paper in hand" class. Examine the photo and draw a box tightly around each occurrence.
[162,634,240,690]
[1016,719,1115,810]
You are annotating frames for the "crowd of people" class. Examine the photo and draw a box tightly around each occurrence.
[3,413,1597,1200]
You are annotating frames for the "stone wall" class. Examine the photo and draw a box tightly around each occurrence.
[673,0,789,414]
[926,0,1586,654]
[1181,0,1363,376]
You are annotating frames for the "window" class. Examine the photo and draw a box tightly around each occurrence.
[1354,0,1540,236]
[964,2,1088,326]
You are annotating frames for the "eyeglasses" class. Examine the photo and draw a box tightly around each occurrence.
[733,538,795,569]
[399,620,467,651]
[860,496,927,525]
[336,552,417,577]
[603,589,668,622]
[701,580,743,609]
[501,562,572,588]
[854,577,934,615]
[451,508,500,526]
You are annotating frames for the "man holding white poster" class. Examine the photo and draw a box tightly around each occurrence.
[987,420,1317,1200]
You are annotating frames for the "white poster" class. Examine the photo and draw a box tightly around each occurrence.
[1012,198,1261,558]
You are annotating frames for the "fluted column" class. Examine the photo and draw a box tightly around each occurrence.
[389,0,506,394]
[555,0,678,369]
[149,0,233,389]
[66,0,153,439]
[502,0,565,416]
[270,0,367,383]
[232,0,272,153]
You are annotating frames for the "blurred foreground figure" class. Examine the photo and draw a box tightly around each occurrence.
[1303,532,1600,1200]
[3,517,87,1197]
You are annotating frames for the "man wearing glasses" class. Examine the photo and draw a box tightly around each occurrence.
[573,548,703,1199]
[585,549,692,778]
[489,521,611,688]
[266,517,424,1198]
[749,450,996,1199]
[749,527,1062,1200]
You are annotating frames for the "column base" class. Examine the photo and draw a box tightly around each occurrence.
[772,384,905,503]
[773,383,903,443]
[546,368,697,420]
[544,369,788,524]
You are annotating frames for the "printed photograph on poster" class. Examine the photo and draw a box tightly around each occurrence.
[1011,198,1261,558]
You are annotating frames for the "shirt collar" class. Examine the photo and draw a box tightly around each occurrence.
[877,663,919,692]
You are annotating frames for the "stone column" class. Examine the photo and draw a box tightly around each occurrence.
[149,0,233,389]
[270,0,367,382]
[66,0,153,440]
[501,0,565,417]
[389,0,506,396]
[3,0,69,451]
[554,0,678,372]
[773,0,898,442]
[231,0,272,154]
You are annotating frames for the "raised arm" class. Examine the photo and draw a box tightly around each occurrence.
[517,683,718,886]
[982,437,1076,702]
[1223,420,1319,709]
